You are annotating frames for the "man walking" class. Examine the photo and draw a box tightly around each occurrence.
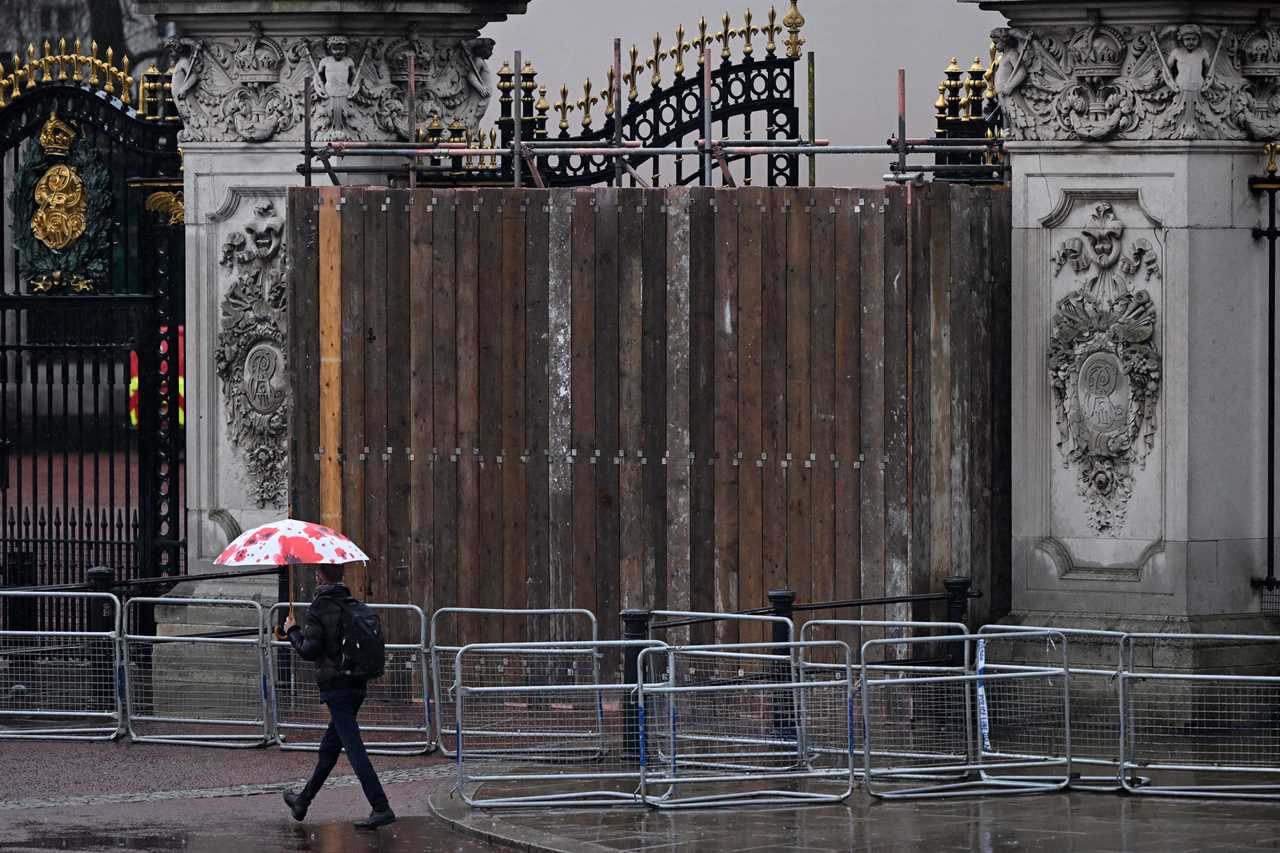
[281,563,396,829]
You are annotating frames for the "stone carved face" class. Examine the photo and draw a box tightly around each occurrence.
[327,36,348,59]
[1178,25,1202,51]
[1083,203,1125,269]
[244,200,284,260]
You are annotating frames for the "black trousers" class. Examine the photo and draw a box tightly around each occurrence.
[299,687,389,812]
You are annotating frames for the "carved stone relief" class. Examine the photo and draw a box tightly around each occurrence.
[1048,201,1162,534]
[991,18,1280,142]
[214,198,289,508]
[166,26,493,143]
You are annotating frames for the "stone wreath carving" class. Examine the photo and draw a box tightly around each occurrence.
[166,26,493,143]
[991,19,1280,142]
[1047,203,1162,534]
[215,199,289,508]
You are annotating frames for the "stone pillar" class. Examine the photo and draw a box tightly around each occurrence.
[968,0,1280,633]
[136,0,530,598]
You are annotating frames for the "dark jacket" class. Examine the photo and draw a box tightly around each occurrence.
[286,583,366,692]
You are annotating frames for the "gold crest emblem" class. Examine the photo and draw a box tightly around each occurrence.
[31,162,87,251]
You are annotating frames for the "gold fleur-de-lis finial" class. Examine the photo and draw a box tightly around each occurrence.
[555,83,573,131]
[42,40,54,83]
[624,44,641,101]
[695,17,712,66]
[716,13,735,62]
[783,0,805,58]
[646,32,664,89]
[605,66,617,116]
[88,41,99,87]
[72,37,82,81]
[577,78,597,129]
[104,46,115,93]
[57,37,68,81]
[1266,142,1279,177]
[671,23,690,76]
[740,9,761,57]
[765,7,781,55]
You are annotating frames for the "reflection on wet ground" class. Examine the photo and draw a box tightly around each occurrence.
[431,784,1280,853]
[0,816,493,853]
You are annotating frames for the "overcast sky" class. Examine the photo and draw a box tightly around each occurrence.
[483,0,1002,186]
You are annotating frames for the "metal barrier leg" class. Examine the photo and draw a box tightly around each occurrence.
[622,609,652,761]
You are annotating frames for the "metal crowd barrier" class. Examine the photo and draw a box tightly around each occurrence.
[0,591,123,741]
[638,641,855,808]
[860,631,1072,799]
[978,624,1127,791]
[454,639,666,807]
[648,610,795,645]
[431,607,599,757]
[123,597,271,748]
[800,618,968,774]
[1120,632,1280,800]
[268,602,433,755]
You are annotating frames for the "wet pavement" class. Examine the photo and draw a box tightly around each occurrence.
[430,785,1280,853]
[0,740,490,853]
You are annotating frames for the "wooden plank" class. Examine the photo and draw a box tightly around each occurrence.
[641,189,668,612]
[786,189,812,616]
[289,188,322,603]
[594,189,621,639]
[883,186,909,627]
[501,188,528,643]
[737,186,765,642]
[967,188,993,628]
[316,187,342,535]
[456,189,483,642]
[712,189,739,644]
[810,187,837,618]
[665,189,692,641]
[547,191,574,639]
[525,189,552,639]
[362,190,390,603]
[858,189,886,637]
[408,190,434,626]
[949,187,974,621]
[475,190,504,644]
[618,187,645,611]
[928,183,953,617]
[908,185,933,623]
[989,187,1013,623]
[833,188,862,654]
[431,190,459,645]
[570,190,597,620]
[761,188,788,598]
[338,188,366,598]
[687,188,716,644]
[384,188,412,637]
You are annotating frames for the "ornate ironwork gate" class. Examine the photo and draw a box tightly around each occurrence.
[0,45,185,626]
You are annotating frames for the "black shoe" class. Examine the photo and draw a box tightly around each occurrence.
[353,808,396,830]
[283,790,308,822]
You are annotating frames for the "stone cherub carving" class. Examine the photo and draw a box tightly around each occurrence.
[316,37,357,134]
[1149,23,1229,138]
[462,37,495,99]
[167,36,202,101]
[991,27,1032,96]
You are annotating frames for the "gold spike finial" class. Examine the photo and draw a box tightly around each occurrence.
[783,0,805,58]
[740,9,760,57]
[717,13,734,62]
[935,81,947,119]
[671,23,689,77]
[104,46,115,94]
[88,41,99,87]
[695,17,711,65]
[57,37,68,81]
[646,32,664,89]
[765,7,781,55]
[122,55,132,105]
[625,44,640,101]
[555,83,572,131]
[577,78,597,129]
[26,44,37,89]
[11,54,21,98]
[73,38,83,80]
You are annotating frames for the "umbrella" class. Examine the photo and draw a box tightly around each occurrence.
[214,519,368,628]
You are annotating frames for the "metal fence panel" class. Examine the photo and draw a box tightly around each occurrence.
[0,591,122,740]
[268,602,433,755]
[799,619,968,774]
[455,639,665,807]
[1120,632,1280,800]
[861,631,1072,799]
[639,641,854,808]
[431,607,599,756]
[978,624,1125,791]
[123,597,270,748]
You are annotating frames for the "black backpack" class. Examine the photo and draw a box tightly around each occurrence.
[336,598,386,680]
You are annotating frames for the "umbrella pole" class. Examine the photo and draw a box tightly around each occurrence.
[288,564,295,618]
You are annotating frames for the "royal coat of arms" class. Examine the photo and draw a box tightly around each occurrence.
[1047,202,1162,534]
